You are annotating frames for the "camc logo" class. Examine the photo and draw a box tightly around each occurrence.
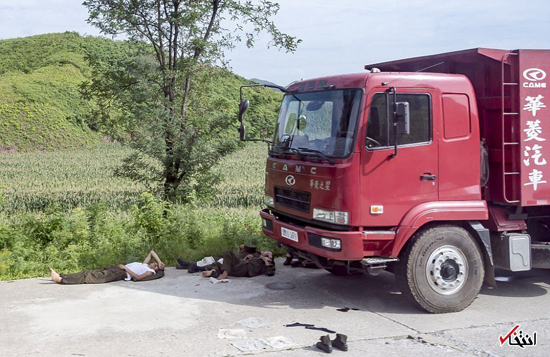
[285,175,296,186]
[523,68,547,88]
[523,68,546,81]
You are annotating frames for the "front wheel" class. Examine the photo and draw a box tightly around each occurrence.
[395,225,484,313]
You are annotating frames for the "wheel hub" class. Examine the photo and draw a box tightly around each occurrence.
[425,245,468,295]
[441,261,458,280]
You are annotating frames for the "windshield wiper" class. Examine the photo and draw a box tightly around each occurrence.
[271,144,334,164]
[297,148,335,164]
[270,144,303,158]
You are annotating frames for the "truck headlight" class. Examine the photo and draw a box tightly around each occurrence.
[313,208,349,225]
[262,218,273,231]
[321,237,342,249]
[264,195,274,207]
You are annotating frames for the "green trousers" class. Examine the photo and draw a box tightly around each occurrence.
[60,265,127,284]
[220,250,267,277]
[220,251,249,277]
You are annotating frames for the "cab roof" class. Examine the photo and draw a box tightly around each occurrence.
[285,71,474,94]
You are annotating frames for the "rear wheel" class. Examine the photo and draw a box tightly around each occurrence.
[395,225,484,313]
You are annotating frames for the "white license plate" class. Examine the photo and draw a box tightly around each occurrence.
[281,227,299,242]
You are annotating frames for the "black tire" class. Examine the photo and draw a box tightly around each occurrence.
[395,225,484,313]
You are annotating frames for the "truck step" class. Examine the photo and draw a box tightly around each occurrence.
[361,257,399,266]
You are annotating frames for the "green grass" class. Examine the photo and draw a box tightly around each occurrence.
[0,32,120,150]
[0,141,268,213]
[0,32,281,151]
[211,142,268,208]
[0,31,90,75]
[0,32,282,280]
[0,142,275,280]
[0,142,145,212]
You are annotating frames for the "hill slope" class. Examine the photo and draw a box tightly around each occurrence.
[0,33,281,151]
[0,32,115,151]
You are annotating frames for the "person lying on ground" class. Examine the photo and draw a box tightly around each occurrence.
[49,250,165,284]
[201,250,275,280]
[283,250,319,269]
[236,244,258,259]
[176,244,258,272]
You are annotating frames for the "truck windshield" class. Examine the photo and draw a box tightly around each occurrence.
[272,89,362,158]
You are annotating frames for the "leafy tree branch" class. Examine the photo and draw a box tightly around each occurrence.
[82,0,299,202]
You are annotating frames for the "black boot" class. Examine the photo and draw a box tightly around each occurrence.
[177,258,190,269]
[315,334,333,353]
[187,262,206,273]
[283,254,293,266]
[332,333,348,351]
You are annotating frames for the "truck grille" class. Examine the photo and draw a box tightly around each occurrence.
[274,186,311,213]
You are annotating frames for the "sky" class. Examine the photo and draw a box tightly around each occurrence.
[1,0,550,86]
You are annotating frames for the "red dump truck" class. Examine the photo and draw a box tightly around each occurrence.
[238,48,550,313]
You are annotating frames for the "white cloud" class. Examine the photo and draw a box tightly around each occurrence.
[227,0,550,84]
[0,0,100,39]
[0,0,549,84]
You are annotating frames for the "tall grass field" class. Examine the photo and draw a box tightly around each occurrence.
[0,142,275,280]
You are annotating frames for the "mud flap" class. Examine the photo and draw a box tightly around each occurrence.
[468,221,496,288]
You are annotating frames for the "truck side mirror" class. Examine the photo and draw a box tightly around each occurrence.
[395,102,410,135]
[238,99,249,124]
[238,99,249,141]
[238,124,247,141]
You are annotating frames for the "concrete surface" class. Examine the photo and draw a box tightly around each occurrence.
[1,259,549,356]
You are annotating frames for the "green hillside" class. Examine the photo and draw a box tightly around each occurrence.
[0,32,281,151]
[0,33,117,150]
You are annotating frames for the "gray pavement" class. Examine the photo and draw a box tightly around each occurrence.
[1,259,549,356]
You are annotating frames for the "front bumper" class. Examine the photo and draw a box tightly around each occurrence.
[261,209,394,261]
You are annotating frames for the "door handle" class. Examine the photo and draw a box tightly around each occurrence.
[420,174,437,181]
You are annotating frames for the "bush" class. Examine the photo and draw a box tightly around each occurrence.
[0,142,281,281]
[0,195,278,280]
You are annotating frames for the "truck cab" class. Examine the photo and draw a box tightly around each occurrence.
[239,48,550,313]
[261,71,484,258]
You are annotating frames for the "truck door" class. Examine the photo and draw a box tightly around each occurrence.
[360,89,438,226]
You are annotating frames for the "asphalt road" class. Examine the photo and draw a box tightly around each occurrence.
[1,259,549,356]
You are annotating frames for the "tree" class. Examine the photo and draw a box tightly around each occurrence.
[82,0,299,202]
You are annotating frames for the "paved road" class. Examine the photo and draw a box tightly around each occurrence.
[1,259,549,356]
